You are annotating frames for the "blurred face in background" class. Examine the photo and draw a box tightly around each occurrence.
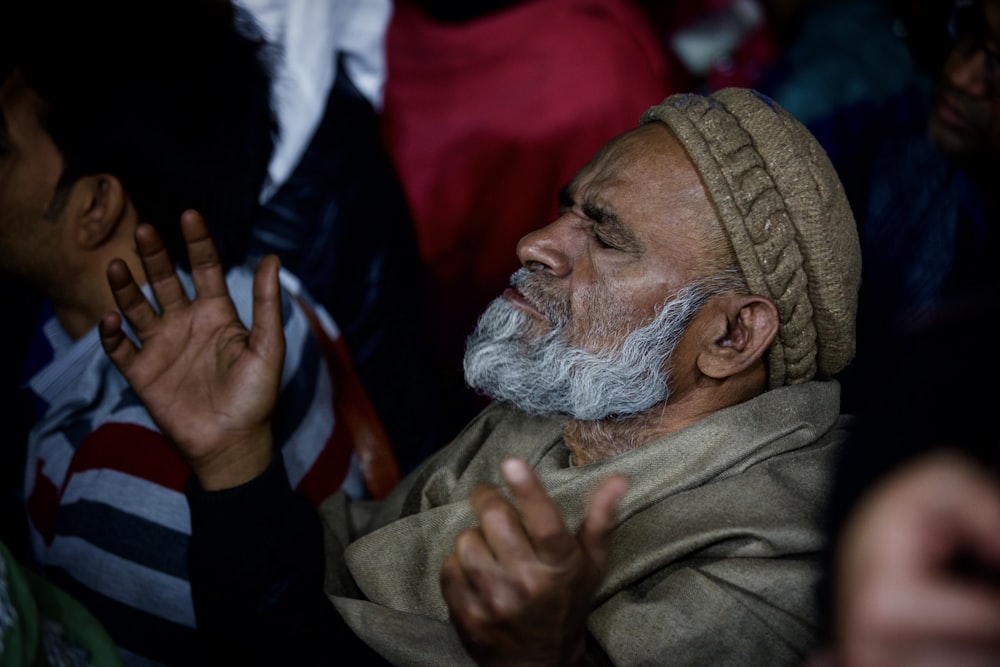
[929,0,1000,162]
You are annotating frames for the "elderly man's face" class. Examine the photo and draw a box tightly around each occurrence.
[464,123,727,419]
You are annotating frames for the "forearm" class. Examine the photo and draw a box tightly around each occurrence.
[186,455,387,665]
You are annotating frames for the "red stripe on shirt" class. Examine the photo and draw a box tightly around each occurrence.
[65,422,191,492]
[27,423,188,545]
[26,459,60,545]
[294,298,401,499]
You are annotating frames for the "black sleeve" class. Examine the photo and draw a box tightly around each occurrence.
[186,456,391,666]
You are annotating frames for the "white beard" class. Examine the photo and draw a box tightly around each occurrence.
[463,271,737,420]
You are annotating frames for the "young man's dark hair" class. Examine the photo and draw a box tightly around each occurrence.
[0,0,276,269]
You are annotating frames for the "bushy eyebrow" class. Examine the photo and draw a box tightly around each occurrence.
[558,184,641,250]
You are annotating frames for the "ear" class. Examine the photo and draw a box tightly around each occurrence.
[64,174,128,250]
[695,294,779,380]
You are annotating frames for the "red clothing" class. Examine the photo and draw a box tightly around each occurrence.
[381,0,688,390]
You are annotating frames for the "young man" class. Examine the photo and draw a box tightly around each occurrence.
[100,88,861,665]
[0,1,397,663]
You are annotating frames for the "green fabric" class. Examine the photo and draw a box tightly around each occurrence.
[0,542,122,667]
[319,381,849,666]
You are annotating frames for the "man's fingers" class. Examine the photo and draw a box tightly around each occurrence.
[98,310,138,374]
[440,553,494,651]
[448,529,499,591]
[500,458,575,562]
[181,209,230,300]
[578,475,628,569]
[133,223,190,313]
[249,254,285,368]
[448,523,527,611]
[106,258,161,337]
[441,552,479,612]
[468,482,537,563]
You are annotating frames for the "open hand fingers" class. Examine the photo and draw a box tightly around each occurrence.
[106,257,162,339]
[134,222,190,313]
[98,309,139,374]
[181,209,230,300]
[248,254,286,370]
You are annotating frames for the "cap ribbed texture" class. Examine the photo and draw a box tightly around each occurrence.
[640,88,860,388]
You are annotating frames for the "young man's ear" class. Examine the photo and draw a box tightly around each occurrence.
[696,293,779,380]
[66,174,128,249]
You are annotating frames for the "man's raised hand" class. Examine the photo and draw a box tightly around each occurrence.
[441,458,628,667]
[99,210,285,489]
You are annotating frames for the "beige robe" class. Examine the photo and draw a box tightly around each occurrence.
[319,380,848,666]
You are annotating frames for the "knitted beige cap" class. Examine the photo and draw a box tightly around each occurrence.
[641,88,860,388]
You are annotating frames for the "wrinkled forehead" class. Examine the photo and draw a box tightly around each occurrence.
[569,122,731,265]
[570,124,706,204]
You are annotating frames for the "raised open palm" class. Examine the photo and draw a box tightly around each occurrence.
[99,210,285,489]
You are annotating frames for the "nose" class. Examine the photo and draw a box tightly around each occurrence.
[516,215,578,277]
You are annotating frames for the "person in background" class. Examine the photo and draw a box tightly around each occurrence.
[755,0,943,189]
[235,0,446,472]
[99,88,861,666]
[0,1,398,663]
[834,0,1000,413]
[763,5,1000,662]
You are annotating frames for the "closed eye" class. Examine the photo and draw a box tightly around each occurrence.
[592,230,617,250]
[559,184,638,252]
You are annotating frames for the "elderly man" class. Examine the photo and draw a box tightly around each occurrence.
[99,88,860,666]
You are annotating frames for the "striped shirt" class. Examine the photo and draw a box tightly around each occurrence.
[23,266,398,666]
